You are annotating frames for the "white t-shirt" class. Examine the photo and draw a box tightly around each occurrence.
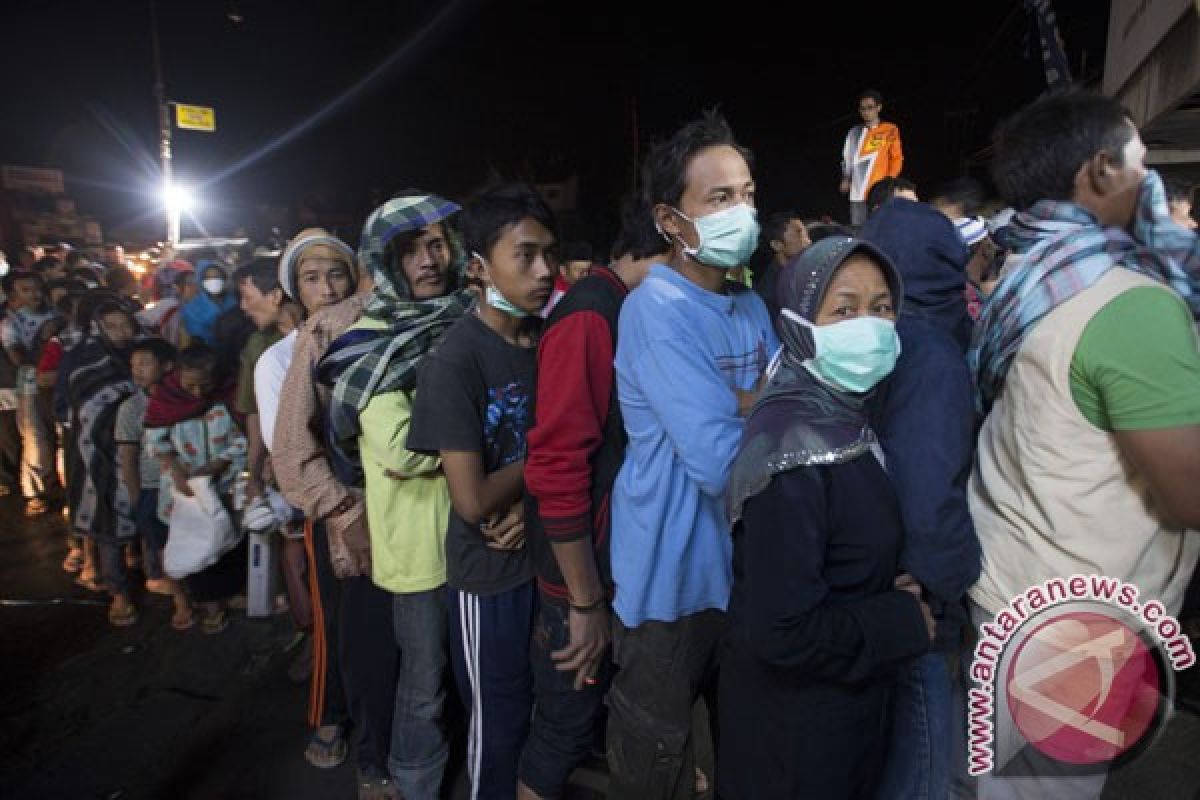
[253,329,297,453]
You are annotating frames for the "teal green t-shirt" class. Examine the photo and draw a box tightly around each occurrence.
[1070,286,1200,431]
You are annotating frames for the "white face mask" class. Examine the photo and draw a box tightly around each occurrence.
[202,277,225,295]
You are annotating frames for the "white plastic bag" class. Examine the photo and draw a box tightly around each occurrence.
[163,476,240,579]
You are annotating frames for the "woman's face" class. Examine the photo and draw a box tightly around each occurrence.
[813,254,896,325]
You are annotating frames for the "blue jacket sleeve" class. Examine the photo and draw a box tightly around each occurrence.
[874,334,981,603]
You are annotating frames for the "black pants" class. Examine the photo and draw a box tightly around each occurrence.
[310,523,348,729]
[338,573,398,776]
[0,411,19,490]
[606,609,725,800]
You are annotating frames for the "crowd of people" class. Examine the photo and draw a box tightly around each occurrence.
[4,87,1200,800]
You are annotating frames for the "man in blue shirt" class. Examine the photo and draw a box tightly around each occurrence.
[607,111,777,799]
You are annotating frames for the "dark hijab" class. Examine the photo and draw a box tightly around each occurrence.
[726,236,904,526]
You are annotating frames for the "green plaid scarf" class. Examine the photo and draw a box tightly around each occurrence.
[316,194,473,483]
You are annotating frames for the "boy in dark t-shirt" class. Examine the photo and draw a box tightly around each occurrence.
[407,184,558,800]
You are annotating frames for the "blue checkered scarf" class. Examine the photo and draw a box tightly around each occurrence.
[316,194,473,484]
[969,170,1200,414]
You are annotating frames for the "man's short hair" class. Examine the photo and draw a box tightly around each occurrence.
[1165,177,1194,205]
[64,250,87,268]
[762,210,803,245]
[930,176,986,216]
[178,343,218,374]
[561,241,593,263]
[233,257,281,296]
[610,196,669,261]
[2,270,43,295]
[33,256,61,274]
[859,89,884,106]
[131,337,177,365]
[808,222,855,242]
[991,90,1135,211]
[461,183,559,260]
[106,266,137,294]
[641,110,754,210]
[866,177,918,212]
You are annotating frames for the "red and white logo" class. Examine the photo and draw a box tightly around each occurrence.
[1005,611,1161,765]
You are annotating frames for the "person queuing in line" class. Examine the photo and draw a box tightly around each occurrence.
[113,337,192,630]
[606,112,777,799]
[406,184,558,800]
[319,193,472,800]
[145,343,248,635]
[964,89,1200,798]
[753,209,811,327]
[1166,176,1197,231]
[518,195,667,800]
[263,228,361,774]
[181,260,237,346]
[860,194,981,798]
[2,270,60,515]
[720,236,935,799]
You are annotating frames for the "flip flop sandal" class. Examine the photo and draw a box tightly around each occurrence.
[201,609,229,635]
[304,727,348,769]
[75,574,104,592]
[108,605,139,627]
[171,609,196,631]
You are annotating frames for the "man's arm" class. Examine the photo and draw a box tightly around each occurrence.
[888,124,904,178]
[118,443,141,499]
[244,412,266,501]
[1115,427,1200,529]
[439,453,523,525]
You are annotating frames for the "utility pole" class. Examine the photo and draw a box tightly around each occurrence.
[150,0,178,246]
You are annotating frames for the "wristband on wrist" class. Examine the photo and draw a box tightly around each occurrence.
[323,495,356,522]
[568,596,607,614]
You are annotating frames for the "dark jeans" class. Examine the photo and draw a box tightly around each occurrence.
[606,609,725,800]
[98,534,165,596]
[519,598,612,798]
[448,581,537,800]
[309,523,348,730]
[388,587,449,800]
[874,652,954,800]
[339,574,398,776]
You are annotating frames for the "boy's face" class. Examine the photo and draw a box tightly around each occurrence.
[559,260,591,285]
[179,367,214,399]
[11,278,41,309]
[239,278,282,330]
[48,287,69,308]
[476,217,557,314]
[131,351,168,389]
[98,311,135,349]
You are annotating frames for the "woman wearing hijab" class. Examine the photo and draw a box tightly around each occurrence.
[718,237,935,799]
[180,260,236,345]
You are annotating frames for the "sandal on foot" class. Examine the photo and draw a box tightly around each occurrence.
[171,609,196,631]
[75,573,104,592]
[201,609,229,635]
[144,578,175,596]
[108,604,139,627]
[304,726,348,769]
[356,771,398,800]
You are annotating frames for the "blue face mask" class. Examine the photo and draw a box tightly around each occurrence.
[671,203,760,270]
[474,252,530,318]
[782,308,901,393]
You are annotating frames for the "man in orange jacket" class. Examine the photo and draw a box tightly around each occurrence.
[840,89,904,227]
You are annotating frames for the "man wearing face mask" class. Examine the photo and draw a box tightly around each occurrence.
[606,112,778,800]
[965,91,1200,795]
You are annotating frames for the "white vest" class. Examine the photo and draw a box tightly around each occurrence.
[969,268,1200,616]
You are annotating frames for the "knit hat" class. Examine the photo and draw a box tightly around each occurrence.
[278,228,356,301]
[954,216,989,247]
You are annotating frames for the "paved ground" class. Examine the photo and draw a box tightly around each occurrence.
[0,489,1196,799]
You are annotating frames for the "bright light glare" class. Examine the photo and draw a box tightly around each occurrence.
[163,183,195,214]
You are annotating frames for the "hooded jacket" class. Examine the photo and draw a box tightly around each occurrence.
[860,198,981,629]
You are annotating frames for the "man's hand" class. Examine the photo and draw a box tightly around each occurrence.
[839,178,851,194]
[171,467,193,497]
[245,476,264,504]
[483,502,525,551]
[552,605,611,691]
[327,498,371,577]
[895,572,936,643]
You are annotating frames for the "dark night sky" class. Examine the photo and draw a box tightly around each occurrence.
[1,0,1111,248]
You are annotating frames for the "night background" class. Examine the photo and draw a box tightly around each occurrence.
[0,0,1111,250]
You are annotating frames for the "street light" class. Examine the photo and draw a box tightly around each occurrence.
[162,181,194,245]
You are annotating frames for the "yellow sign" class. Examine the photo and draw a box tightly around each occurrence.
[175,104,216,132]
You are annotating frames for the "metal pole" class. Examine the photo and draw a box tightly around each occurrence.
[150,0,178,246]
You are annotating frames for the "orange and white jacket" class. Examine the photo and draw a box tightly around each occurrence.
[841,122,904,202]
